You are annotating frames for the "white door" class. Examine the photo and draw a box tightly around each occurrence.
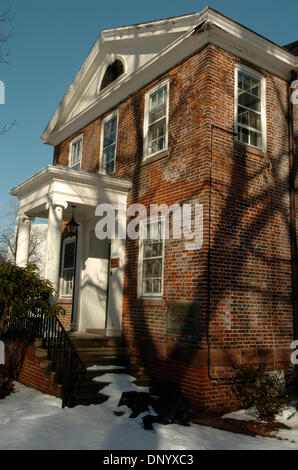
[81,230,110,331]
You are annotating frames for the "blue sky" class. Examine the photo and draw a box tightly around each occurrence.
[0,0,297,230]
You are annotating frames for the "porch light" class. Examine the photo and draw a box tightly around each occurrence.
[66,206,79,236]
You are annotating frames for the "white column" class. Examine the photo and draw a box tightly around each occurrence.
[45,201,68,295]
[15,215,32,267]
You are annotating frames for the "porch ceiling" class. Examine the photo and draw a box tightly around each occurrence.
[9,165,132,221]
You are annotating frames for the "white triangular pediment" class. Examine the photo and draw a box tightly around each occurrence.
[67,32,183,122]
[42,13,205,144]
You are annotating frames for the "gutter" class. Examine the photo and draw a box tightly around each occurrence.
[289,70,298,340]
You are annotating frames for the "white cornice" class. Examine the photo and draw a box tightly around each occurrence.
[41,7,297,146]
[9,165,132,198]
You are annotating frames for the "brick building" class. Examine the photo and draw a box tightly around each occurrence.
[9,8,298,412]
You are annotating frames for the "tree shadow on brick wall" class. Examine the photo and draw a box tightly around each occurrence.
[123,52,296,414]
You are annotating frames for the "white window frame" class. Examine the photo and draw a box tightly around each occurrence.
[69,134,83,170]
[100,111,118,175]
[138,215,165,299]
[143,79,169,160]
[234,64,266,151]
[59,236,76,299]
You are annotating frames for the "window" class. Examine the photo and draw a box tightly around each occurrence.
[60,238,76,297]
[101,113,118,174]
[144,80,169,159]
[139,217,165,297]
[69,135,83,170]
[235,66,265,149]
[100,59,124,91]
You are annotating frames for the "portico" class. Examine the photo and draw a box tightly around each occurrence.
[9,165,131,336]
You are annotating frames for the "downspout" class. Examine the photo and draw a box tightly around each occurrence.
[288,69,298,341]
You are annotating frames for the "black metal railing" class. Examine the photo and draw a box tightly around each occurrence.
[8,313,85,408]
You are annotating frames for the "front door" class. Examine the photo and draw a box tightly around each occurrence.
[81,229,110,331]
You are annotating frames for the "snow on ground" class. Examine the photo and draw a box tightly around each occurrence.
[223,404,298,445]
[0,372,298,450]
[87,365,125,371]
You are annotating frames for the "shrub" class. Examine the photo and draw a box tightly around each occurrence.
[0,262,62,334]
[233,365,264,409]
[0,375,14,399]
[233,365,289,421]
[285,367,298,400]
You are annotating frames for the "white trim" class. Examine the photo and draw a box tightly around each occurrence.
[60,236,76,299]
[143,78,169,160]
[9,165,132,220]
[234,64,267,151]
[100,110,118,175]
[137,215,165,299]
[41,8,297,146]
[69,134,83,170]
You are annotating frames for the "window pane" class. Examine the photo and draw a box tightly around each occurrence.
[103,145,116,163]
[145,83,168,158]
[141,218,164,295]
[149,86,167,124]
[153,279,161,293]
[151,241,163,257]
[148,119,166,155]
[249,130,262,148]
[62,268,74,296]
[103,116,117,147]
[238,126,249,144]
[237,70,263,148]
[64,242,75,269]
[61,241,76,296]
[238,106,261,131]
[106,160,115,174]
[238,92,261,112]
[238,72,260,96]
[102,115,117,173]
[71,138,82,168]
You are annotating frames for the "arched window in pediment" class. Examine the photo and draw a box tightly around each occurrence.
[100,59,124,91]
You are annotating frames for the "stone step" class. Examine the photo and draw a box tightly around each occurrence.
[85,329,107,335]
[82,356,129,367]
[35,348,48,359]
[73,392,109,406]
[133,377,153,387]
[76,347,127,356]
[74,380,110,393]
[71,336,125,349]
[55,383,63,397]
[84,367,127,379]
[39,359,53,372]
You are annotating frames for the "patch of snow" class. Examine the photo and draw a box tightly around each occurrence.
[0,380,298,450]
[222,408,258,422]
[275,407,298,430]
[87,365,125,371]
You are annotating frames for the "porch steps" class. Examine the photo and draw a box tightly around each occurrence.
[69,334,128,406]
[69,333,152,406]
[71,334,128,368]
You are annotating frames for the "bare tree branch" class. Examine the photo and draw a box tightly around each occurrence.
[0,200,47,272]
[0,8,13,64]
[0,120,16,135]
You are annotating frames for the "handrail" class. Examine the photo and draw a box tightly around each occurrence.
[7,313,85,408]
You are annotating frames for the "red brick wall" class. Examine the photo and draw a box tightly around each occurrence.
[2,340,58,397]
[53,44,294,412]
